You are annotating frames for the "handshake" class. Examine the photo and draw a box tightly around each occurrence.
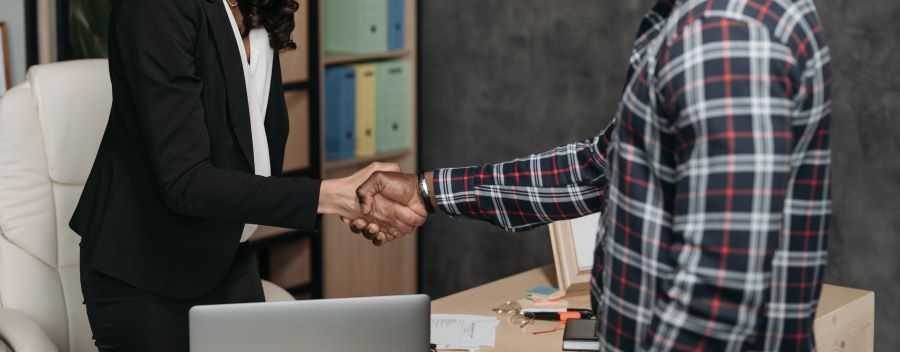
[320,162,432,246]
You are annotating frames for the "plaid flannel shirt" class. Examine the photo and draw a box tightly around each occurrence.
[433,0,832,350]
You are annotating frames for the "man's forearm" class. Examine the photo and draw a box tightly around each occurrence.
[355,135,612,237]
[427,135,612,231]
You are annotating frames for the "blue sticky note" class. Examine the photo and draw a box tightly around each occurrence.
[527,285,558,296]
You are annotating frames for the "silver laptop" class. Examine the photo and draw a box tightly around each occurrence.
[190,294,430,352]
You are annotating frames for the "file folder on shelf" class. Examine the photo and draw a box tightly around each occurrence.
[354,64,377,157]
[387,0,405,50]
[325,67,356,160]
[325,0,389,54]
[375,60,411,152]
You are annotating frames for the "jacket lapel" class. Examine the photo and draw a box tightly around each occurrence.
[202,0,255,170]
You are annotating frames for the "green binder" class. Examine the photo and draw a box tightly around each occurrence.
[375,60,411,153]
[325,0,389,54]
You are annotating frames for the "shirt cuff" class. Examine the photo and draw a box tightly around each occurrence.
[432,166,481,217]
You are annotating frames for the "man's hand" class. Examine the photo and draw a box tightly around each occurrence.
[320,162,419,241]
[341,191,423,245]
[351,172,430,245]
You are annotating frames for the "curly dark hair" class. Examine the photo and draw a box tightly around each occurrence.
[238,0,300,51]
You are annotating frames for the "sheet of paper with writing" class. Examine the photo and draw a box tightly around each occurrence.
[430,314,499,350]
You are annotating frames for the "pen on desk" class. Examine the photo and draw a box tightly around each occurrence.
[524,309,595,321]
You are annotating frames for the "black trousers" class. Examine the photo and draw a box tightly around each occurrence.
[80,246,264,352]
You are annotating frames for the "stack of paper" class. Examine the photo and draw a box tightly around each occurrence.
[431,314,500,351]
[517,298,569,313]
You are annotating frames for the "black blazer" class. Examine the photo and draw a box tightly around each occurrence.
[70,0,320,299]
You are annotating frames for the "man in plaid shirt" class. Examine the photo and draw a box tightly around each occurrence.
[355,0,831,350]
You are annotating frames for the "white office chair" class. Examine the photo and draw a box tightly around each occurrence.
[0,60,293,352]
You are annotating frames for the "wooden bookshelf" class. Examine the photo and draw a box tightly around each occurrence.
[280,0,310,84]
[282,90,311,172]
[323,149,413,171]
[323,50,411,66]
[260,0,420,299]
[317,0,419,298]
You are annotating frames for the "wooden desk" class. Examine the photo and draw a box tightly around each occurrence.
[432,266,874,352]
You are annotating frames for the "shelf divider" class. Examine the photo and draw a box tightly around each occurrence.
[323,50,410,66]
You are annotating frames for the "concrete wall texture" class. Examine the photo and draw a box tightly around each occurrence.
[419,1,899,350]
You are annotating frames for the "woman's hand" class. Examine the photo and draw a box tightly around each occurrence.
[318,162,399,219]
[318,163,425,242]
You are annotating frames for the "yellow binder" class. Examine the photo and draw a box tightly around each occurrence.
[354,64,377,157]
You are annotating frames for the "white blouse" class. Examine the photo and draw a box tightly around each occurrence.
[222,0,275,243]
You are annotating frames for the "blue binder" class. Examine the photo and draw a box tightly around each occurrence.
[388,0,405,50]
[325,67,356,160]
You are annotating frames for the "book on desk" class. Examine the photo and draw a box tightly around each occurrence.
[563,319,599,351]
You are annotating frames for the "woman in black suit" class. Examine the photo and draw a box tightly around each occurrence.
[69,0,424,350]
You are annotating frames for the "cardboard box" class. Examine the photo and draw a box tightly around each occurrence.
[814,284,875,352]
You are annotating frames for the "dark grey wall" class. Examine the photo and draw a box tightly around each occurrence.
[419,0,653,299]
[419,0,899,350]
[818,0,900,351]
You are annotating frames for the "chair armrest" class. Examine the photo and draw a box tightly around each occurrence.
[0,309,58,352]
[261,280,294,302]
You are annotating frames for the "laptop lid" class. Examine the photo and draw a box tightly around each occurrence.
[190,294,430,352]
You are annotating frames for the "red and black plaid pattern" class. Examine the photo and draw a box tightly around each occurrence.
[433,0,831,350]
